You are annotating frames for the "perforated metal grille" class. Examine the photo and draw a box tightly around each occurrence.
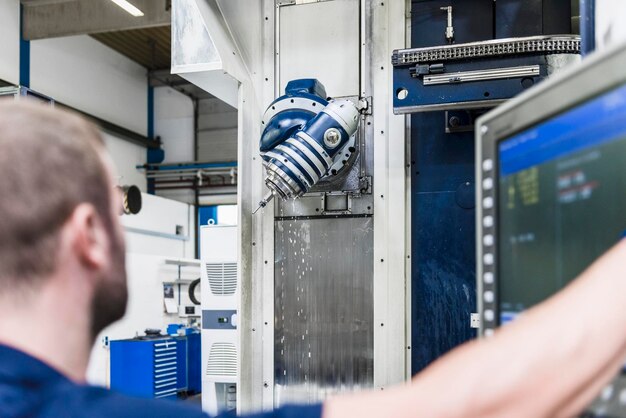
[206,342,237,377]
[392,35,581,66]
[205,262,237,296]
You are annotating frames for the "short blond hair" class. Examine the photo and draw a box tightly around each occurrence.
[0,99,112,285]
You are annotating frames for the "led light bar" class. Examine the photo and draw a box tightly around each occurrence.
[110,0,144,17]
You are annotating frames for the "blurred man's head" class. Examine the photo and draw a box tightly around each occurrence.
[0,100,127,340]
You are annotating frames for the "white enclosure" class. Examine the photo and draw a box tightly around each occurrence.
[201,225,240,415]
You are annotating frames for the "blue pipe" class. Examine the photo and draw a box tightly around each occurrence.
[146,84,157,194]
[147,85,154,139]
[137,162,237,171]
[580,0,596,56]
[19,4,30,88]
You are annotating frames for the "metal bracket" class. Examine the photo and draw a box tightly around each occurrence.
[440,6,454,44]
[321,193,352,216]
[445,110,486,134]
[358,96,373,115]
[410,63,445,78]
[359,176,372,194]
[470,313,480,329]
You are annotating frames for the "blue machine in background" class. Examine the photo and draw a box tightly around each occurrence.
[186,332,201,394]
[394,0,580,374]
[168,324,202,395]
[110,336,180,400]
[110,327,201,399]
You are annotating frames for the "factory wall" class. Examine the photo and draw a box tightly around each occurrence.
[0,0,150,192]
[102,132,148,192]
[596,0,626,49]
[153,86,196,204]
[197,97,238,162]
[0,0,19,85]
[155,86,195,164]
[29,35,150,193]
[30,36,148,136]
[123,193,195,257]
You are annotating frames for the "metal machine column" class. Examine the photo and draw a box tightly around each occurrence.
[268,0,375,406]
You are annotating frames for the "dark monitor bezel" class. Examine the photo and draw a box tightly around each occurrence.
[475,40,626,337]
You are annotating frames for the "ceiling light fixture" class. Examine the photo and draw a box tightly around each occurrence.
[110,0,144,17]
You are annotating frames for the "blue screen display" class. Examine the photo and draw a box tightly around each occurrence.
[500,84,626,177]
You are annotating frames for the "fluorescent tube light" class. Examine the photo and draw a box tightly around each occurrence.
[110,0,144,17]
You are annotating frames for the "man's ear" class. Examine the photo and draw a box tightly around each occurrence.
[69,203,109,271]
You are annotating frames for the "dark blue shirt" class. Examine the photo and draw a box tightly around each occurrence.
[0,344,322,418]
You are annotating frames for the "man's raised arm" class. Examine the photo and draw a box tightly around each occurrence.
[322,240,626,418]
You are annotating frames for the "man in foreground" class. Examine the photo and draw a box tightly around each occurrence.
[0,100,625,418]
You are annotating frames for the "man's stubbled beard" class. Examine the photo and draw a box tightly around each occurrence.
[89,221,128,341]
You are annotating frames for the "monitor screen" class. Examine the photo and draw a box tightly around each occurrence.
[497,83,626,325]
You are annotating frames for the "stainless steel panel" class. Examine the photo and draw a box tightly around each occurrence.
[274,217,374,406]
[172,0,220,68]
[279,0,360,98]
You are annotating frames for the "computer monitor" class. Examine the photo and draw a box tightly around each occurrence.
[477,41,626,333]
[476,40,626,415]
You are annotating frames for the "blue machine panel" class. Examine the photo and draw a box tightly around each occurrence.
[410,112,477,373]
[187,333,201,394]
[110,339,157,398]
[411,0,494,46]
[406,0,576,375]
[496,0,574,38]
[174,337,188,392]
[110,337,179,400]
[393,54,549,112]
